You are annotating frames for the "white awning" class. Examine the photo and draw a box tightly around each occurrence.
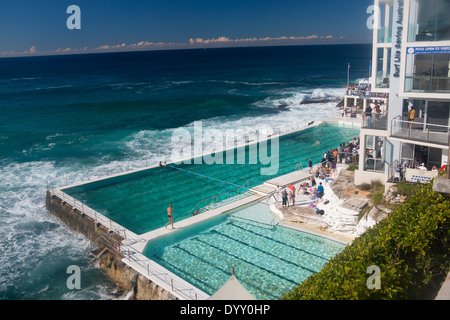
[209,274,256,300]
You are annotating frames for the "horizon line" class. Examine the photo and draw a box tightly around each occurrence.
[0,35,371,59]
[0,41,372,60]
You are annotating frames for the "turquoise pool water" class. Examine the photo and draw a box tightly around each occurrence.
[143,202,345,300]
[64,123,360,235]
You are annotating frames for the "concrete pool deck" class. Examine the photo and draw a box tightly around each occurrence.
[110,164,354,300]
[47,117,363,300]
[48,163,340,300]
[126,168,320,252]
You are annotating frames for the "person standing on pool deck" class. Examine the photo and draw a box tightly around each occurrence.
[308,158,313,173]
[281,188,288,207]
[317,183,324,202]
[166,204,174,229]
[276,185,282,201]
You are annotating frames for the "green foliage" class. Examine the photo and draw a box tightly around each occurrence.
[346,165,358,171]
[358,183,371,191]
[395,181,417,198]
[282,182,450,300]
[358,180,384,193]
[371,192,383,206]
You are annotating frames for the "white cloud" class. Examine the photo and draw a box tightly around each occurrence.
[0,34,347,58]
[96,45,111,50]
[56,47,72,53]
[188,34,338,45]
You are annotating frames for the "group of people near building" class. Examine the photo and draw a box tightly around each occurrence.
[346,84,371,97]
[277,177,326,208]
[364,102,383,128]
[402,159,439,172]
[346,84,388,99]
[320,137,360,168]
[277,137,361,209]
[394,158,441,182]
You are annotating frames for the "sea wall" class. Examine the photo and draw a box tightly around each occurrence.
[45,190,118,243]
[45,190,177,300]
[97,251,177,300]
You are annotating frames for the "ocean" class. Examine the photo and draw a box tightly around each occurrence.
[0,44,371,299]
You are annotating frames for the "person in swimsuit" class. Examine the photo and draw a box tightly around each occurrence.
[166,204,174,229]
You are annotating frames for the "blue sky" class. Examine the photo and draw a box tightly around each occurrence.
[0,0,373,57]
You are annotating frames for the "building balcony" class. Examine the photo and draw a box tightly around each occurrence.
[390,116,450,147]
[362,113,388,131]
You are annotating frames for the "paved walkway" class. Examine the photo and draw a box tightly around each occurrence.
[435,272,450,300]
[134,193,263,252]
[250,170,312,196]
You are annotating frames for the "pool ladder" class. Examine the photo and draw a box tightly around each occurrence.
[188,179,251,215]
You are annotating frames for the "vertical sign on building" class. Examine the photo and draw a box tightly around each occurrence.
[386,0,405,167]
[387,0,405,136]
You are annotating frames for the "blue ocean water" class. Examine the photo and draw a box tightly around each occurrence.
[0,44,371,299]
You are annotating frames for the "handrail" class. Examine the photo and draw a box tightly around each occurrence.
[187,179,251,215]
[50,189,203,300]
[121,244,203,300]
[49,188,132,241]
[387,159,400,183]
[391,116,450,145]
[392,117,450,130]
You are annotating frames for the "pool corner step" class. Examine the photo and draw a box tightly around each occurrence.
[264,171,313,189]
[249,184,276,195]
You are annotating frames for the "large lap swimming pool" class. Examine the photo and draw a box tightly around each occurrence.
[143,202,345,300]
[63,123,360,235]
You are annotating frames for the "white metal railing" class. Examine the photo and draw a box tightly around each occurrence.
[49,188,133,241]
[391,116,450,146]
[120,245,206,300]
[45,119,359,300]
[187,179,251,215]
[387,160,403,183]
[362,111,388,130]
[49,188,206,300]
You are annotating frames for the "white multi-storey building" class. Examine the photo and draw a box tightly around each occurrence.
[355,0,450,187]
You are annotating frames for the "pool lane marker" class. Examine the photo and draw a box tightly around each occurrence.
[168,164,247,189]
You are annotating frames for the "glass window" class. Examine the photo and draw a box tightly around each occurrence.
[428,147,443,169]
[403,144,444,170]
[405,53,450,93]
[408,0,450,42]
[364,136,386,172]
[427,101,450,127]
[376,47,391,88]
[378,2,393,44]
[401,143,414,160]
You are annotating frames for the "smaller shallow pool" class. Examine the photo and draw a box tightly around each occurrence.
[143,202,345,300]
